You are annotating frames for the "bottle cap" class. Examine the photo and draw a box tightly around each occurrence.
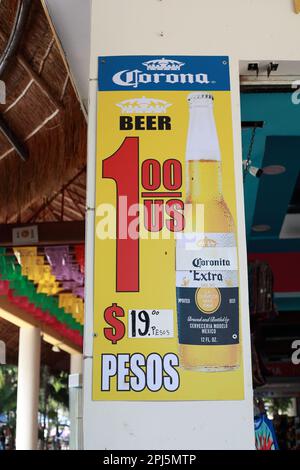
[187,93,214,107]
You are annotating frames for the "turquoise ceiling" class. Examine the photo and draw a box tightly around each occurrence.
[241,92,300,253]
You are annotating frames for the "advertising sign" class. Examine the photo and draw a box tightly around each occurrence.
[93,55,244,400]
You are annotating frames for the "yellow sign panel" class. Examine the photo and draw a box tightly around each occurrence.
[93,56,244,400]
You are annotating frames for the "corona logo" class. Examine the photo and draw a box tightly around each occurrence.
[116,96,172,114]
[112,59,210,89]
[142,58,185,71]
[192,257,230,268]
[0,80,6,105]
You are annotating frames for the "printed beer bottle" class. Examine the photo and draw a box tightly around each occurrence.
[176,93,240,371]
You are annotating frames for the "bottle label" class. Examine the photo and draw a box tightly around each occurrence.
[176,233,239,346]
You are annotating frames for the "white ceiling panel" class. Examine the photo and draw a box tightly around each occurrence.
[44,0,91,111]
[280,214,300,239]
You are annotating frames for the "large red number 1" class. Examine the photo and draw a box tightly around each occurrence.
[102,137,139,292]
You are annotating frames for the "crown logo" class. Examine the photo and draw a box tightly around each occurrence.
[116,96,172,114]
[142,58,185,71]
[196,236,217,248]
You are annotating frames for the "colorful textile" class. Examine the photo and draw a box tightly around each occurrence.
[254,413,279,450]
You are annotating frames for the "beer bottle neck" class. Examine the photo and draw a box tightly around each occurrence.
[186,105,221,162]
[187,160,222,202]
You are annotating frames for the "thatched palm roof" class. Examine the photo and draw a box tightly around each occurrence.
[0,0,87,223]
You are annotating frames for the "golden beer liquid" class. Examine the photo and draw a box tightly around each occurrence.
[178,159,240,371]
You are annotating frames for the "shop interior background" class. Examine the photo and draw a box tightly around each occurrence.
[240,59,300,450]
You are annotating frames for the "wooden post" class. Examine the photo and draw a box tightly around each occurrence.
[294,0,300,13]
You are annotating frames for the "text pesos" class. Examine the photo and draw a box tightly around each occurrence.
[101,353,180,392]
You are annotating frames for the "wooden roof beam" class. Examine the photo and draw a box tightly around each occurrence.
[66,188,86,207]
[27,166,86,223]
[51,198,84,220]
[66,190,85,217]
[17,52,64,113]
[46,203,61,222]
[0,112,29,161]
[0,0,31,77]
[0,29,64,114]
